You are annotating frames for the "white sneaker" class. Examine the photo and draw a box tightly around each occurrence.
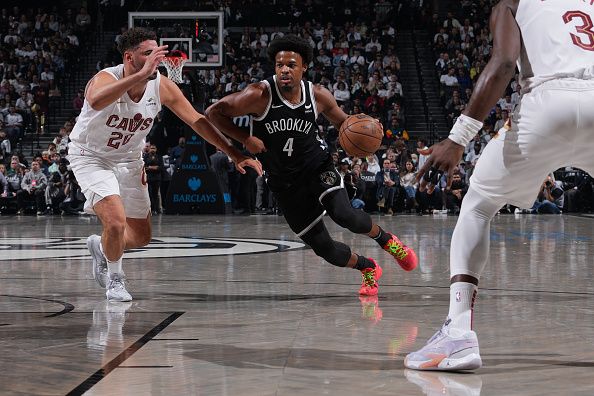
[405,319,482,371]
[87,235,108,288]
[106,272,132,302]
[404,369,483,396]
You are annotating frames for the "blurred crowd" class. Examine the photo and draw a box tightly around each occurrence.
[2,0,593,216]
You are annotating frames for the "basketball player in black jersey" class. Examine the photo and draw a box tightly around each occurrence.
[206,35,418,296]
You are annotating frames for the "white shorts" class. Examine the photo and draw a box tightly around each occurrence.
[471,79,594,209]
[67,154,150,218]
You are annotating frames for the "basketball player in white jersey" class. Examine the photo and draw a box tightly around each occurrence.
[69,28,261,301]
[405,0,594,370]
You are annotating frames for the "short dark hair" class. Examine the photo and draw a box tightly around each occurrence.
[267,35,314,65]
[117,27,157,55]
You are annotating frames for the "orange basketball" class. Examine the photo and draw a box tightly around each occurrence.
[338,114,383,157]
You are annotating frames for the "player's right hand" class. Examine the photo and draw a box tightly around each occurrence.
[139,45,169,80]
[416,138,465,191]
[244,136,266,154]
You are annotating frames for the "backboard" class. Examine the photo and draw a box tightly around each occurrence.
[129,12,224,68]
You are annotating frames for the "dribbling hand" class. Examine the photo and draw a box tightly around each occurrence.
[139,45,169,80]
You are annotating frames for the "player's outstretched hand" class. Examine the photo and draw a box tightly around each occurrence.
[235,157,263,176]
[139,45,169,80]
[416,138,465,191]
[244,136,266,155]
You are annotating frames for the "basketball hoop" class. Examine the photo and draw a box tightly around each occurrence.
[161,51,188,84]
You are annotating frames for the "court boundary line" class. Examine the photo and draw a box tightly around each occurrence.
[0,294,74,317]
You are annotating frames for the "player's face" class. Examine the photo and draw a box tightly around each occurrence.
[275,51,306,92]
[126,40,159,80]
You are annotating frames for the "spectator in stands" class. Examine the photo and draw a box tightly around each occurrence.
[17,160,46,215]
[417,139,429,169]
[494,109,509,132]
[0,131,11,162]
[4,106,23,146]
[45,160,68,214]
[333,81,351,105]
[526,176,564,214]
[376,158,398,215]
[445,91,466,124]
[384,117,403,146]
[465,141,482,166]
[15,91,32,113]
[347,164,366,209]
[53,127,70,154]
[47,152,61,174]
[169,136,185,168]
[40,65,54,82]
[4,158,23,204]
[441,67,459,88]
[445,171,468,214]
[144,143,164,215]
[0,164,8,200]
[72,89,84,112]
[60,169,85,215]
[75,7,91,34]
[400,160,418,212]
[416,181,443,215]
[497,93,515,113]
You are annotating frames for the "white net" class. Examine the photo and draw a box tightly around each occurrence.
[161,57,188,83]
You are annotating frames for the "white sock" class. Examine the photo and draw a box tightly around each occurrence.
[107,258,123,275]
[100,239,123,275]
[447,282,477,331]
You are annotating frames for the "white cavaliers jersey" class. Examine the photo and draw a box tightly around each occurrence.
[69,64,162,161]
[516,0,594,92]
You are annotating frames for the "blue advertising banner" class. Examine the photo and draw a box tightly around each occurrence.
[165,132,232,214]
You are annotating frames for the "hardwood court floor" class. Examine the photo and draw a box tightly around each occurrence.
[1,213,593,395]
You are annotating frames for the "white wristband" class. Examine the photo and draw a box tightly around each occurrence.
[447,114,483,147]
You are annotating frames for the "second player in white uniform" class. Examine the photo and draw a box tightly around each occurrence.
[70,27,261,302]
[406,0,594,370]
[69,63,161,219]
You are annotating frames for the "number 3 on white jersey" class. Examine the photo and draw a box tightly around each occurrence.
[283,137,294,157]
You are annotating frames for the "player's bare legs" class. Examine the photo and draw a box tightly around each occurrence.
[94,195,152,258]
[91,194,147,302]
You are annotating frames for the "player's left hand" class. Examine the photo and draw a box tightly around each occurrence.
[235,157,263,176]
[416,138,465,191]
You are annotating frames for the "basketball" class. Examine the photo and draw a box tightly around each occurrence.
[338,114,383,157]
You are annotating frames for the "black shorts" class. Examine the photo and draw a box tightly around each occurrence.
[273,162,343,237]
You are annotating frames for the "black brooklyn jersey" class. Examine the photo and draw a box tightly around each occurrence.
[251,76,329,188]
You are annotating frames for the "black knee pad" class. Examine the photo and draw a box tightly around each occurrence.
[323,189,372,234]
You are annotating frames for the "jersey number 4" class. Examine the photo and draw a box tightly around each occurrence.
[283,138,294,157]
[107,131,133,149]
[564,11,594,51]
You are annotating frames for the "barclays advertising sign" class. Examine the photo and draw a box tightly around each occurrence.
[165,131,232,214]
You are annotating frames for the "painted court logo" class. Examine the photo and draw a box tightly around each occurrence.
[0,237,305,261]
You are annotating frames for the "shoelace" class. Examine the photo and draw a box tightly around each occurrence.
[108,275,126,289]
[427,329,444,345]
[387,239,407,260]
[426,321,450,345]
[361,269,377,288]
